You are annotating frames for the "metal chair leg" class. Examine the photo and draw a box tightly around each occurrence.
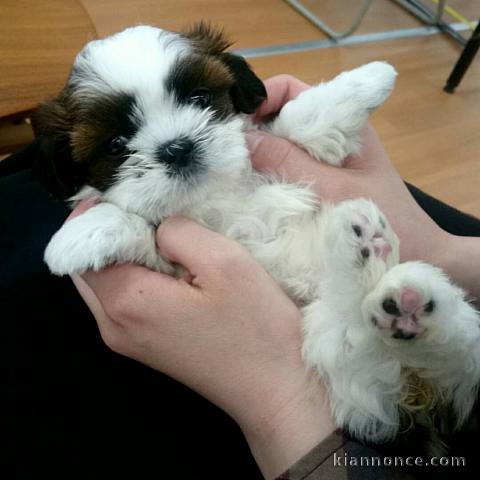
[283,0,374,40]
[394,0,466,45]
[444,19,480,93]
[394,0,446,25]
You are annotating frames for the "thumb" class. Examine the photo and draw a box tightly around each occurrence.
[156,216,234,274]
[245,130,330,185]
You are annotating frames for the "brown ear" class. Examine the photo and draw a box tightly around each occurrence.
[32,93,85,198]
[220,53,266,114]
[183,22,267,114]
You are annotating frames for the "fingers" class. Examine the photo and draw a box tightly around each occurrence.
[73,217,249,335]
[79,262,186,321]
[71,273,122,344]
[66,196,101,221]
[255,75,310,119]
[246,130,331,187]
[81,262,165,298]
[72,268,170,355]
[75,218,245,321]
[343,124,392,171]
[156,216,245,277]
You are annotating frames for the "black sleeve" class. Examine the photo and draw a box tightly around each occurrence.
[276,431,414,480]
[407,183,480,236]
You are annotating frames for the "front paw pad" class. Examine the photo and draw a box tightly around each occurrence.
[369,286,435,340]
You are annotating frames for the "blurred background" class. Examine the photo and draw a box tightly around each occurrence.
[1,0,479,214]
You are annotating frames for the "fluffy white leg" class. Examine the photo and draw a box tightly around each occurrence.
[303,198,402,442]
[362,261,480,428]
[44,202,171,275]
[268,62,397,165]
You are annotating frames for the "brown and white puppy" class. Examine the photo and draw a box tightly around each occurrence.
[37,23,480,457]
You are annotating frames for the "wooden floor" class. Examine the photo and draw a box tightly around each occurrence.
[3,0,480,216]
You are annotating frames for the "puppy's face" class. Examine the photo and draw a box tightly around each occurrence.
[34,24,266,221]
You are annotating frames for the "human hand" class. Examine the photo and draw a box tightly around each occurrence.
[248,75,451,276]
[70,212,334,479]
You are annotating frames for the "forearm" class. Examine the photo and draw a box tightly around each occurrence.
[405,183,480,299]
[240,377,335,479]
[439,235,480,302]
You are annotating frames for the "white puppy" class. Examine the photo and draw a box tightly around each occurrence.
[38,24,480,453]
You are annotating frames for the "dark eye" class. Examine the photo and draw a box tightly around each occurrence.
[108,136,129,156]
[188,88,212,109]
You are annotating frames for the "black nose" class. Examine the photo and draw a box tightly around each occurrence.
[156,139,195,170]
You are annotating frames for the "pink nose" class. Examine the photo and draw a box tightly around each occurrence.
[373,237,392,260]
[400,288,422,313]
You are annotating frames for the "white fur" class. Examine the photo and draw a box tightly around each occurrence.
[45,26,480,445]
[269,62,397,165]
[73,26,189,99]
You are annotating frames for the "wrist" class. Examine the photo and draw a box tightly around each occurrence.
[434,233,480,301]
[413,222,451,267]
[239,369,335,479]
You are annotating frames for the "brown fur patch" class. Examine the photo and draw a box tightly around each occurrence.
[32,90,73,140]
[166,53,236,118]
[70,93,138,190]
[182,21,232,55]
[34,91,138,192]
[171,23,266,115]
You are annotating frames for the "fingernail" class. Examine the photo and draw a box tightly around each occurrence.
[84,196,102,207]
[245,130,267,153]
[66,196,101,222]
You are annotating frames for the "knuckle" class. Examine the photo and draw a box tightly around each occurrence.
[103,290,136,325]
[281,140,297,162]
[104,334,124,355]
[276,73,297,84]
[98,326,124,354]
[210,243,248,274]
[157,216,188,240]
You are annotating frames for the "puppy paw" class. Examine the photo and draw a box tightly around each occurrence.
[323,199,399,287]
[269,62,397,166]
[334,61,397,113]
[362,262,460,341]
[44,219,117,275]
[369,286,433,340]
[44,203,161,276]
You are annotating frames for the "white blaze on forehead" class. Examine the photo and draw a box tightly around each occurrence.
[72,25,191,96]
